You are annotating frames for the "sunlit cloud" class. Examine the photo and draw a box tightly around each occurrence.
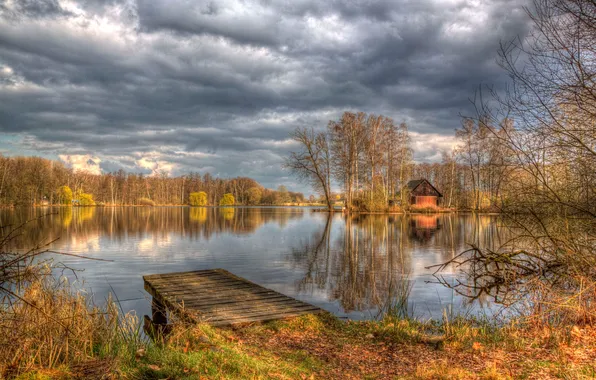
[59,154,102,175]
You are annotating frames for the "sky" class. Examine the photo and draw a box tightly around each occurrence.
[0,0,530,191]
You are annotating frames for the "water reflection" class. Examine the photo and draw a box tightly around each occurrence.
[0,207,503,320]
[292,213,504,318]
[409,214,440,243]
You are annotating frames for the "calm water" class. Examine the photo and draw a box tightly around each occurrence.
[1,207,503,320]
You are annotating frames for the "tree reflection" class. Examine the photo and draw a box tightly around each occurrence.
[293,213,505,316]
[0,207,505,317]
[0,207,306,250]
[189,207,207,223]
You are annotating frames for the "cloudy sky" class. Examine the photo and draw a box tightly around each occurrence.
[0,0,529,190]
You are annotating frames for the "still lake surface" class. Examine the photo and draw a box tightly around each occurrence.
[1,207,503,321]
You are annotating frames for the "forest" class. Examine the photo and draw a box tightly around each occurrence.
[0,155,305,206]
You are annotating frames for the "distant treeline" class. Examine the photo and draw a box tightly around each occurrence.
[0,155,305,206]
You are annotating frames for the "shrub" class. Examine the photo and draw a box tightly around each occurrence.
[138,197,156,206]
[189,191,208,206]
[57,185,73,205]
[77,192,95,206]
[352,186,388,212]
[219,193,235,206]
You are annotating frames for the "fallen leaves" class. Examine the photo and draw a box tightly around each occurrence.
[135,348,145,359]
[230,320,596,379]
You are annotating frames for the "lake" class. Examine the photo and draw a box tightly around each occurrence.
[1,207,503,321]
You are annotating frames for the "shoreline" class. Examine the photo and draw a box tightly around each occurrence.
[2,204,504,215]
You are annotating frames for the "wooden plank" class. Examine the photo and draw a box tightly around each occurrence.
[197,296,312,309]
[143,269,324,327]
[188,299,314,314]
[146,269,245,282]
[180,294,296,308]
[159,287,282,301]
[208,309,323,326]
[151,284,255,297]
[192,303,322,324]
[143,269,223,279]
[148,275,252,286]
[149,279,253,292]
[146,271,240,282]
[197,308,322,322]
[177,293,287,306]
[200,303,320,320]
[146,274,235,285]
[158,286,281,299]
[156,281,282,294]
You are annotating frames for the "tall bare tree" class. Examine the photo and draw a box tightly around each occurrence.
[285,127,333,211]
[436,0,596,319]
[328,112,366,210]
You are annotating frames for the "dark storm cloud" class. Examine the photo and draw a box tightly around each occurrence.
[0,0,72,19]
[0,0,531,190]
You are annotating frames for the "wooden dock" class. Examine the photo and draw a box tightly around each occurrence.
[143,269,323,327]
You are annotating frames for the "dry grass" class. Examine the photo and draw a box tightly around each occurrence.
[0,274,142,378]
[3,284,596,379]
[411,360,512,380]
[0,218,142,379]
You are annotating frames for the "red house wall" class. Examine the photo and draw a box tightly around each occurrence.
[414,196,438,206]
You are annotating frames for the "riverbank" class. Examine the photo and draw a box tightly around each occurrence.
[20,203,328,208]
[13,315,596,379]
[15,204,500,217]
[4,279,596,379]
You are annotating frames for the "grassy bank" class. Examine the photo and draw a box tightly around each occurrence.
[3,276,596,380]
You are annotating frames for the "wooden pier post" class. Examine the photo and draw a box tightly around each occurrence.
[151,297,168,325]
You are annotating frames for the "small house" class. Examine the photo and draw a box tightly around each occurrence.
[407,179,443,207]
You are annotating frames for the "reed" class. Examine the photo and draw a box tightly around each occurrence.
[0,217,144,378]
[0,270,144,378]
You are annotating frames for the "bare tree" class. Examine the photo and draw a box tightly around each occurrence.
[328,112,366,210]
[285,127,333,211]
[435,0,596,322]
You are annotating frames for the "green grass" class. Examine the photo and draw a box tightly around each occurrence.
[117,321,322,379]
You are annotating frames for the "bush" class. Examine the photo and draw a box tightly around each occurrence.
[77,192,95,206]
[219,193,235,206]
[189,191,208,206]
[57,185,73,205]
[138,197,156,206]
[352,187,388,212]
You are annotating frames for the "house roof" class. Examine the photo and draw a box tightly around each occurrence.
[407,179,424,190]
[407,179,443,197]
